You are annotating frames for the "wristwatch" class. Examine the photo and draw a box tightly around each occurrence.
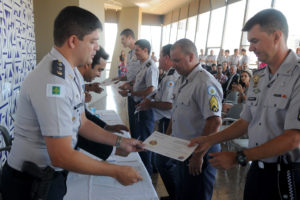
[115,136,122,148]
[235,150,248,166]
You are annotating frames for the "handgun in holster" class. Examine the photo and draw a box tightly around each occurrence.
[22,161,55,200]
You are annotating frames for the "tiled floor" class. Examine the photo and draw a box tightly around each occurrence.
[89,85,248,199]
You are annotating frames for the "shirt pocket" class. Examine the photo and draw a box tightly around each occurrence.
[264,88,290,110]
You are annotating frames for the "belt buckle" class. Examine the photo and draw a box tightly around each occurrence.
[258,161,264,169]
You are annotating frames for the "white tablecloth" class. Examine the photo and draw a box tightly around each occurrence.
[64,110,158,200]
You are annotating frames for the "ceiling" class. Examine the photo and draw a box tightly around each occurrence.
[104,0,188,15]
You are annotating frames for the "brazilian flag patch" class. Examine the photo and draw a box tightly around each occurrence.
[52,86,60,95]
[209,96,219,112]
[47,84,65,98]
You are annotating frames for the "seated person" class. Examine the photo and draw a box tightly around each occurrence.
[210,64,217,75]
[232,69,252,104]
[214,64,228,85]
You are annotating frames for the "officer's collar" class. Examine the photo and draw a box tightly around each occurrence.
[141,57,152,67]
[276,50,298,76]
[185,63,202,82]
[50,47,76,79]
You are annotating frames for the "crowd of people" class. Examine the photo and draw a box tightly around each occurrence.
[1,6,300,200]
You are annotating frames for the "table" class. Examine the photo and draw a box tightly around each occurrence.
[64,110,158,200]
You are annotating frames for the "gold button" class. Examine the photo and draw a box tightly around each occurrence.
[72,117,76,121]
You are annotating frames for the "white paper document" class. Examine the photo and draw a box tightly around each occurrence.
[99,78,117,86]
[143,131,198,161]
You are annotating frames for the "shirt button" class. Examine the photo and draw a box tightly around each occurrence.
[274,104,277,107]
[72,117,75,121]
[259,122,261,126]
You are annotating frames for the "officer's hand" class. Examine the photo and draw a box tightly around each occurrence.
[136,98,151,111]
[120,138,144,153]
[189,136,211,154]
[115,147,130,157]
[188,152,204,176]
[208,152,237,170]
[85,92,92,103]
[118,90,129,97]
[112,76,120,81]
[105,124,129,133]
[115,165,143,186]
[89,82,103,93]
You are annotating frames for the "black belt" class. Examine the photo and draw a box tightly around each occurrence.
[5,162,67,179]
[252,160,300,171]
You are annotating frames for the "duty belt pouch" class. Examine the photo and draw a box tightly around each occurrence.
[22,161,55,200]
[277,156,298,200]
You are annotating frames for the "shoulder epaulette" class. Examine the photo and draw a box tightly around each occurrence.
[146,62,151,67]
[51,60,65,79]
[167,68,175,76]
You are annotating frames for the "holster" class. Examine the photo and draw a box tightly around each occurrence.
[22,161,55,200]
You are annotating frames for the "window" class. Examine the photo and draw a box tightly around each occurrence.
[169,22,178,44]
[162,24,171,46]
[195,11,210,54]
[177,19,187,40]
[274,0,300,51]
[104,23,118,62]
[140,25,162,61]
[223,0,246,54]
[207,7,226,48]
[241,0,272,46]
[186,16,197,42]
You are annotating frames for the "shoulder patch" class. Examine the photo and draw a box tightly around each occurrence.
[166,80,175,87]
[46,84,65,98]
[167,68,176,76]
[146,62,151,67]
[52,60,65,79]
[207,86,217,95]
[209,96,219,112]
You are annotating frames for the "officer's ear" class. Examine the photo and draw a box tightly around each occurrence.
[67,35,78,49]
[273,30,282,44]
[188,52,194,62]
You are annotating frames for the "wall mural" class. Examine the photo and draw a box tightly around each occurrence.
[0,0,36,163]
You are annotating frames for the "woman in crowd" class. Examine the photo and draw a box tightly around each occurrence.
[232,69,252,104]
[119,50,127,77]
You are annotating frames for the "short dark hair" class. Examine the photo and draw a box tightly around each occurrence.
[135,39,151,55]
[91,47,109,69]
[161,44,173,57]
[171,39,198,59]
[54,6,102,47]
[225,49,230,53]
[120,28,135,39]
[242,9,288,42]
[241,48,246,52]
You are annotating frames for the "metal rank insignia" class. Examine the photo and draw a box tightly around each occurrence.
[52,60,65,79]
[253,75,260,88]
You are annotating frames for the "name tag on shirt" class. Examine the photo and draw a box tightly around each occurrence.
[46,84,65,98]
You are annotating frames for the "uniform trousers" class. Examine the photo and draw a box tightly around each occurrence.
[1,162,67,200]
[244,161,300,200]
[128,96,137,138]
[134,108,155,175]
[156,144,220,200]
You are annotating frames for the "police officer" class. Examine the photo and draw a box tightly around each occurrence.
[119,39,159,175]
[1,6,143,200]
[190,9,300,200]
[137,44,179,199]
[163,39,222,200]
[116,29,140,139]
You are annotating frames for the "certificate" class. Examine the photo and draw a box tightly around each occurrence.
[99,78,116,86]
[143,131,198,161]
